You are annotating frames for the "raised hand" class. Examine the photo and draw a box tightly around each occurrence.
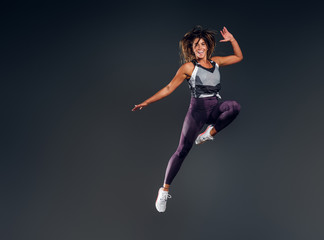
[220,27,234,42]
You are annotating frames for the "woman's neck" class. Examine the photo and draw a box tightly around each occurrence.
[195,58,212,68]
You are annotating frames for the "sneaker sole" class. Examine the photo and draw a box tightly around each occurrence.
[155,188,165,213]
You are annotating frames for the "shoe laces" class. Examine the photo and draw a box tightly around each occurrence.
[202,135,214,141]
[201,134,213,141]
[160,192,172,201]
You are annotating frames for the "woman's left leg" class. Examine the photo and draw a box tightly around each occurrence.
[209,100,241,134]
[195,99,241,145]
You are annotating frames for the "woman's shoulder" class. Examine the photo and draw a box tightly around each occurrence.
[179,62,195,76]
[181,61,195,71]
[175,62,195,79]
[211,56,222,68]
[211,56,221,65]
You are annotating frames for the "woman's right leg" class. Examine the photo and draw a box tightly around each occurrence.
[163,107,206,186]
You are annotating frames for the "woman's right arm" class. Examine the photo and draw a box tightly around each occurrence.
[132,63,193,111]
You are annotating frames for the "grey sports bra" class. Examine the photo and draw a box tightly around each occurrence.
[187,59,221,98]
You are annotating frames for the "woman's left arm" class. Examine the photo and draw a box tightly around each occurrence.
[212,27,243,67]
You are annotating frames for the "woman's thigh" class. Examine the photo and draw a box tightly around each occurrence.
[207,100,241,125]
[179,107,208,149]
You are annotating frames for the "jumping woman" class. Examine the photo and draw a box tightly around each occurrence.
[132,26,243,212]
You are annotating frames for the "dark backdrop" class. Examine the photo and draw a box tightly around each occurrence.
[2,1,324,239]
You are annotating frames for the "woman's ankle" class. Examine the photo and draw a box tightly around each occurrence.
[163,184,170,191]
[210,127,217,136]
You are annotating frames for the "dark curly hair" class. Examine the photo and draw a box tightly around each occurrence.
[179,25,217,64]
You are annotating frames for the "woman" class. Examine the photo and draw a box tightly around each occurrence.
[132,26,243,212]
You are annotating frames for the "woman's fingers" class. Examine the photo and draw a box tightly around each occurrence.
[132,105,139,111]
[221,27,229,36]
[219,27,233,42]
[132,104,144,111]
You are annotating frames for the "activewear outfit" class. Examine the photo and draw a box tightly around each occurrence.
[163,59,241,185]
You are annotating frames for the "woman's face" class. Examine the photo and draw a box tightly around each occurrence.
[192,38,208,59]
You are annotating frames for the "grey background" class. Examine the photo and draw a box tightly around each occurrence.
[2,1,324,239]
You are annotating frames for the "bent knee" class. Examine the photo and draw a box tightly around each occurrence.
[231,101,241,114]
[220,101,241,114]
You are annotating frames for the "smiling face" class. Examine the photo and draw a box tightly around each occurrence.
[192,38,208,60]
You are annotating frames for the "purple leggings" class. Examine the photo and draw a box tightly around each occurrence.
[164,96,241,185]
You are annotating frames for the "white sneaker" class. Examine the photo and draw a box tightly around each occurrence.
[155,188,171,213]
[195,125,214,145]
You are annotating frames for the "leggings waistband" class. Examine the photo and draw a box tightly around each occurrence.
[189,96,221,110]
